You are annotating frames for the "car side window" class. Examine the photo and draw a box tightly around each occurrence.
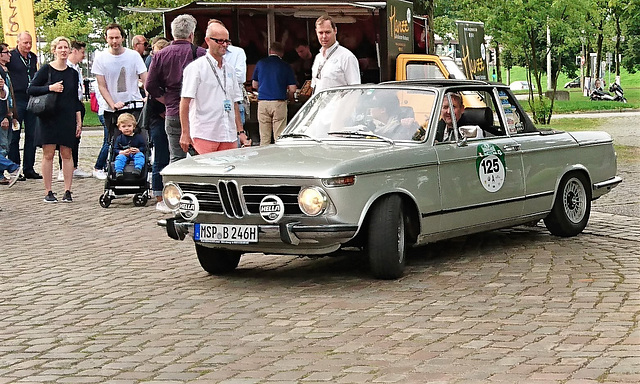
[454,90,505,140]
[498,90,528,135]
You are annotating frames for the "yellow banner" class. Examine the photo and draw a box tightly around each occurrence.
[0,0,37,53]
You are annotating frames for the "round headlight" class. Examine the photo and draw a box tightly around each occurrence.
[298,187,328,216]
[162,182,183,210]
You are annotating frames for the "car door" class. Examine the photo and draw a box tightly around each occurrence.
[495,89,580,217]
[434,89,526,233]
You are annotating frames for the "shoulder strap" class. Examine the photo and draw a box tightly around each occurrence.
[191,44,198,61]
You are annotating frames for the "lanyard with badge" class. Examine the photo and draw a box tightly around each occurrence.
[206,56,232,113]
[20,54,33,83]
[315,45,339,80]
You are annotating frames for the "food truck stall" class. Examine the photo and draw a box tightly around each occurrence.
[125,0,436,143]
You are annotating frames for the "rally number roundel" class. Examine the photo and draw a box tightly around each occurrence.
[476,143,506,193]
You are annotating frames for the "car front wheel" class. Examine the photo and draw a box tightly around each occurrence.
[544,173,591,237]
[195,244,241,275]
[367,194,407,280]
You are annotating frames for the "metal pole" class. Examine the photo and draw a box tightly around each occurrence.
[546,21,552,90]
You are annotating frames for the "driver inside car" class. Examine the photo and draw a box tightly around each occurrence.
[433,92,484,142]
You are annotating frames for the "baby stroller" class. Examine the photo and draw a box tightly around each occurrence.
[99,100,152,208]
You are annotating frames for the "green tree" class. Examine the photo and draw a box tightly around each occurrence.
[33,0,92,59]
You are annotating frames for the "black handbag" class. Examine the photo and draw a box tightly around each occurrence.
[27,67,57,116]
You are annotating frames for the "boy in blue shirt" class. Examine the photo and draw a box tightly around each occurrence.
[113,113,145,179]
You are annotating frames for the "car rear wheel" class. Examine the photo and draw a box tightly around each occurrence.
[195,244,241,275]
[368,194,407,280]
[544,173,591,237]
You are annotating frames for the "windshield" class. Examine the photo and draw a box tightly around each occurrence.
[284,88,436,142]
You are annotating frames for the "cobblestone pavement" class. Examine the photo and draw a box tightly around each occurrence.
[0,119,638,383]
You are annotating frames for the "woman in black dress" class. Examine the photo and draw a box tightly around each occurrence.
[28,36,82,202]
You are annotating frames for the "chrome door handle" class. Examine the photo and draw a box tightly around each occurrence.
[503,144,521,152]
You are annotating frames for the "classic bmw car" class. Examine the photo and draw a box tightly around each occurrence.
[159,80,621,279]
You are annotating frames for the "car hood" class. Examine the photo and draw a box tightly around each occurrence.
[161,141,419,179]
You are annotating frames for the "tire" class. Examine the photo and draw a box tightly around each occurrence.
[544,173,591,237]
[133,193,148,207]
[99,194,111,208]
[195,244,241,275]
[367,194,407,280]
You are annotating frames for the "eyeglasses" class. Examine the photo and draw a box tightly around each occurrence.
[208,37,232,45]
[0,51,9,55]
[136,41,148,47]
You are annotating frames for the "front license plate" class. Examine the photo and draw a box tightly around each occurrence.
[194,223,258,244]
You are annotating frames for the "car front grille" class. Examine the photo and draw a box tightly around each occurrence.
[177,182,302,218]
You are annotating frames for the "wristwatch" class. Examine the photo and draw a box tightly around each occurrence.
[237,130,246,136]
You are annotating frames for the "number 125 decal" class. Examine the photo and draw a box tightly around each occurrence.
[476,143,506,192]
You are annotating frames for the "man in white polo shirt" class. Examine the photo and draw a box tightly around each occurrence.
[179,21,250,154]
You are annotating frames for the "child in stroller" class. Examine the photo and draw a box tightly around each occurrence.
[113,113,146,179]
[99,103,151,208]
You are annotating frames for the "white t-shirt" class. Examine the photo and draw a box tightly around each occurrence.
[67,59,83,101]
[181,52,242,143]
[91,48,147,111]
[311,42,361,93]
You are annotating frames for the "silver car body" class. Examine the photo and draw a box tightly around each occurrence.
[159,80,621,278]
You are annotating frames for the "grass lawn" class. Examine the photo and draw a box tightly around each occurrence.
[501,66,640,113]
[83,101,101,127]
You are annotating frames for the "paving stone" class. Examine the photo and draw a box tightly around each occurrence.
[0,127,638,382]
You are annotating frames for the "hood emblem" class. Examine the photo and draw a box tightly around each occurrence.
[223,165,235,173]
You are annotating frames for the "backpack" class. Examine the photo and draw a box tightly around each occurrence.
[90,92,99,113]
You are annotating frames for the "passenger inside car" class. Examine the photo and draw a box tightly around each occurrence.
[367,93,420,140]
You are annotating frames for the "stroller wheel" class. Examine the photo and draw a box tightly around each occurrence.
[99,193,112,208]
[133,193,148,207]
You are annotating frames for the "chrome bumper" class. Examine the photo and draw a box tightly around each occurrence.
[592,175,622,198]
[158,218,358,247]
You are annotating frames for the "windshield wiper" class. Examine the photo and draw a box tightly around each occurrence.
[279,133,323,143]
[328,130,395,145]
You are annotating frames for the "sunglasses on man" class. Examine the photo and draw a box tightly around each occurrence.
[208,37,232,45]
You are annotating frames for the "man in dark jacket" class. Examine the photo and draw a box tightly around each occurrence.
[6,32,41,179]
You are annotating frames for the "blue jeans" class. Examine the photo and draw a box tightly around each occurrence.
[165,115,186,163]
[114,152,145,172]
[238,101,246,125]
[9,94,37,173]
[0,127,10,157]
[0,153,19,173]
[149,117,169,197]
[93,115,109,170]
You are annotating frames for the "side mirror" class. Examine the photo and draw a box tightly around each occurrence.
[459,125,481,139]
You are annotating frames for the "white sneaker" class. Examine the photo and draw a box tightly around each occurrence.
[8,165,22,188]
[73,168,92,178]
[155,201,173,213]
[92,169,107,180]
[57,170,64,181]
